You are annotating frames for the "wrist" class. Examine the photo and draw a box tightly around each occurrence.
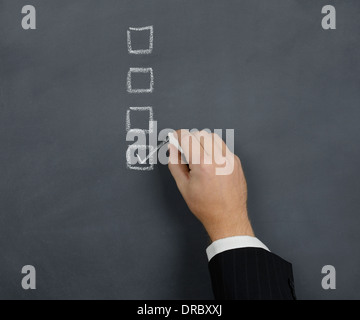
[205,216,254,242]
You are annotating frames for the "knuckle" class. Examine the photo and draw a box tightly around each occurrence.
[200,162,215,174]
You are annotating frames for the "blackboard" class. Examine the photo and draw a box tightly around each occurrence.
[0,0,359,299]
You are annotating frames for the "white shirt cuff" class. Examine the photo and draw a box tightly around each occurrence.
[206,236,270,262]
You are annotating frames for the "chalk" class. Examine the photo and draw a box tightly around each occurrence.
[168,132,184,154]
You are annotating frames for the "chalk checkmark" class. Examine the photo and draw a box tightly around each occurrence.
[136,138,170,165]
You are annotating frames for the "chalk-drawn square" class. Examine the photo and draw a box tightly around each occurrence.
[126,145,155,171]
[127,68,154,94]
[127,26,153,55]
[126,106,154,134]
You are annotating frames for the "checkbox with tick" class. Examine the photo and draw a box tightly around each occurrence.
[126,145,155,171]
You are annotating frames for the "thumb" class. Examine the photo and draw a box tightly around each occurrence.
[168,143,189,191]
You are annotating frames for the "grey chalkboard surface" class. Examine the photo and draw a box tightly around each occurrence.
[0,0,359,299]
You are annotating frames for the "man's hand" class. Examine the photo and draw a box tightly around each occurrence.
[168,130,254,242]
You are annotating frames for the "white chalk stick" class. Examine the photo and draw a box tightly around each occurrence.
[168,132,184,154]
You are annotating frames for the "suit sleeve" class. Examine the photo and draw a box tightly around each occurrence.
[208,247,296,300]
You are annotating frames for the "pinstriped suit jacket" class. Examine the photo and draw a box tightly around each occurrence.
[208,248,296,300]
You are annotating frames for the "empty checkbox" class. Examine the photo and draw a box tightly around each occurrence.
[127,26,153,55]
[127,68,154,93]
[126,106,154,133]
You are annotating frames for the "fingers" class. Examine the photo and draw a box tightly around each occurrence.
[191,130,212,164]
[170,129,234,170]
[212,132,232,157]
[172,130,198,167]
[168,143,189,190]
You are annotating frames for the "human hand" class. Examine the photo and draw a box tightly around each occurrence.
[168,130,254,242]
